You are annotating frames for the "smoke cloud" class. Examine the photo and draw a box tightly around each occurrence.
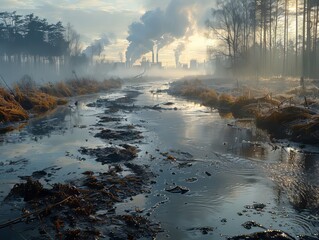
[174,43,185,67]
[126,0,195,64]
[83,35,112,58]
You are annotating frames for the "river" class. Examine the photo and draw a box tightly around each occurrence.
[0,77,318,239]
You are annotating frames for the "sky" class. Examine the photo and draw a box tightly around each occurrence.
[1,0,216,67]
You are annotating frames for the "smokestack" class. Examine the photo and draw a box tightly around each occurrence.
[156,49,159,63]
[152,50,154,63]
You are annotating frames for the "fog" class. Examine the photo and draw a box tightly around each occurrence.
[1,0,319,90]
[0,0,217,88]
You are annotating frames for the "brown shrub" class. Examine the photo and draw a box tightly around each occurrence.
[200,89,218,108]
[219,93,235,110]
[0,87,28,123]
[14,85,64,113]
[40,78,121,97]
[256,106,315,140]
[0,77,121,126]
[171,79,206,99]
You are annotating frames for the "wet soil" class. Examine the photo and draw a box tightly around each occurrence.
[0,78,319,239]
[0,89,162,239]
[3,164,158,240]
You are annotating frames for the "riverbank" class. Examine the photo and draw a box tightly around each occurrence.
[0,76,121,132]
[168,77,319,145]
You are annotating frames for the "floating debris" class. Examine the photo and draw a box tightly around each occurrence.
[165,186,189,194]
[188,226,214,235]
[95,128,143,142]
[228,230,296,240]
[185,177,198,183]
[1,164,160,239]
[98,116,121,123]
[79,144,138,164]
[245,203,266,211]
[241,220,266,230]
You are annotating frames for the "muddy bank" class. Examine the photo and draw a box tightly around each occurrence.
[168,79,319,145]
[3,163,158,240]
[0,76,121,132]
[0,87,162,240]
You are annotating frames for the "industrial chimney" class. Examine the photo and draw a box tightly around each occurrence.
[152,50,154,63]
[156,49,159,63]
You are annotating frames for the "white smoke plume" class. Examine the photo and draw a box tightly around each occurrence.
[83,35,111,58]
[125,0,198,64]
[174,42,185,67]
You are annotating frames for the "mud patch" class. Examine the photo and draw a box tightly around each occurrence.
[79,144,138,164]
[159,149,195,167]
[95,128,143,142]
[98,116,122,123]
[165,185,189,194]
[1,164,160,239]
[187,226,214,235]
[228,230,296,240]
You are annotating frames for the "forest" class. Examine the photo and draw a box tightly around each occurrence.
[0,11,91,83]
[0,12,71,63]
[207,0,319,79]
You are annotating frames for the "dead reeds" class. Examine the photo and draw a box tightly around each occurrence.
[40,78,121,97]
[0,76,121,129]
[0,87,28,123]
[170,79,319,144]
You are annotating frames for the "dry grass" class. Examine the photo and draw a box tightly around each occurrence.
[178,79,207,99]
[257,106,313,125]
[256,106,316,141]
[169,78,319,144]
[0,77,121,127]
[291,115,319,142]
[40,78,121,97]
[200,89,218,108]
[14,85,66,113]
[40,82,72,97]
[219,93,235,105]
[0,87,28,123]
[170,80,279,115]
[286,86,319,96]
[170,80,218,108]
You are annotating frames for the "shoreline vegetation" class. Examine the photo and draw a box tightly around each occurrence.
[0,75,121,132]
[169,78,319,145]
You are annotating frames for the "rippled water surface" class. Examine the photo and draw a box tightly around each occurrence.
[0,78,318,239]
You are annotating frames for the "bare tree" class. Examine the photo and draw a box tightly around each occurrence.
[65,23,82,57]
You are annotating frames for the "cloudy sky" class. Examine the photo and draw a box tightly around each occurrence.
[1,0,215,66]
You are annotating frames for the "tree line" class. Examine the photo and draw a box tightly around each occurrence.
[0,11,86,67]
[207,0,319,79]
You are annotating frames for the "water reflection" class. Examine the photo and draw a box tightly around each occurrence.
[0,97,97,145]
[136,80,319,238]
[267,148,319,212]
[26,107,72,136]
[0,79,318,238]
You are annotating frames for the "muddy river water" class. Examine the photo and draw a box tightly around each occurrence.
[0,78,318,239]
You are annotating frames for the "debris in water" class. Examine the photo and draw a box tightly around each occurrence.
[95,128,143,142]
[2,163,159,239]
[241,220,266,230]
[188,226,214,235]
[79,144,138,164]
[165,186,189,194]
[228,230,296,240]
[245,203,266,211]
